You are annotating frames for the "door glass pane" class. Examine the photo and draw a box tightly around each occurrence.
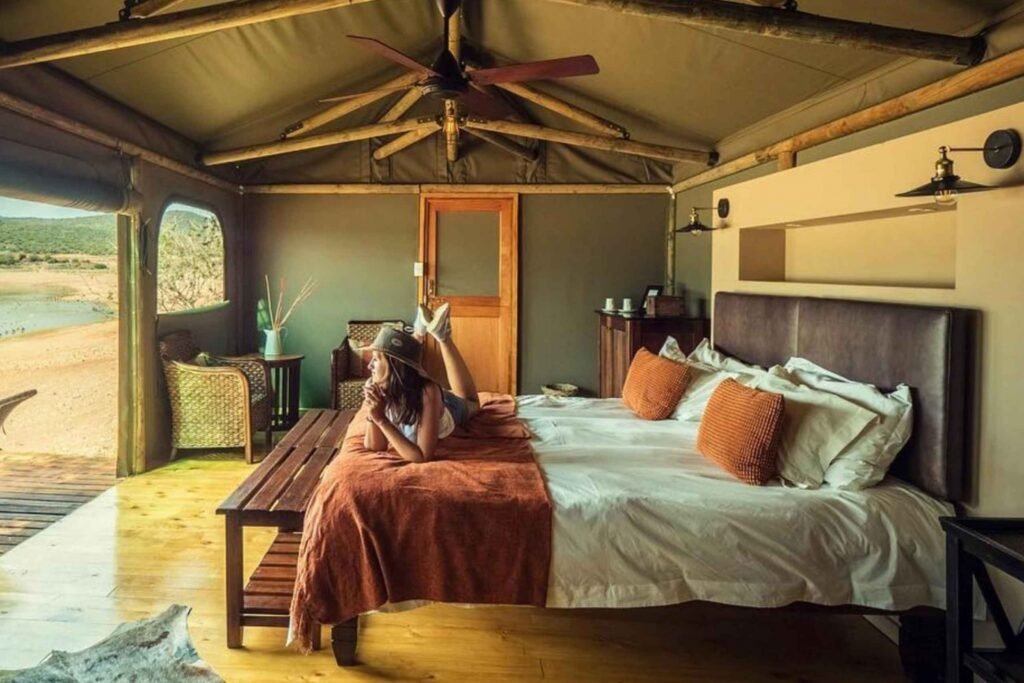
[437,211,499,296]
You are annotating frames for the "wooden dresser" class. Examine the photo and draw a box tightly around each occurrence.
[597,312,709,398]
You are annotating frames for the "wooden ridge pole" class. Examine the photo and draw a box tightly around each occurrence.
[0,88,237,192]
[464,117,712,164]
[243,183,669,194]
[544,0,984,65]
[464,128,539,161]
[203,117,440,166]
[0,0,381,69]
[373,127,438,160]
[671,44,1024,193]
[283,71,422,138]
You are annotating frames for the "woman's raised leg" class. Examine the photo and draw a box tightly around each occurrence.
[424,303,479,414]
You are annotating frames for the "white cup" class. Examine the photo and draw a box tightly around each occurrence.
[622,298,634,312]
[604,297,615,310]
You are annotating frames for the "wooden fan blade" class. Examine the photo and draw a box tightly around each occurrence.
[469,55,599,86]
[319,85,415,103]
[461,86,514,120]
[347,35,439,76]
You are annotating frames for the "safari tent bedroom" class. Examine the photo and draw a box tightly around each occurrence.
[1,1,1023,681]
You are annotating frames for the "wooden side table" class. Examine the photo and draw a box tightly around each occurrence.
[246,353,305,434]
[941,517,1024,682]
[596,312,708,398]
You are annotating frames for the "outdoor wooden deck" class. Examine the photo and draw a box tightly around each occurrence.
[0,453,115,555]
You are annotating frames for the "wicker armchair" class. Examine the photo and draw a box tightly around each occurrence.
[159,330,272,463]
[330,320,404,410]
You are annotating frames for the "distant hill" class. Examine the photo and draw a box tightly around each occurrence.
[0,214,117,256]
[0,210,209,257]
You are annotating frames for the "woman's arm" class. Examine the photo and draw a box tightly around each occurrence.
[366,384,442,463]
[363,381,388,451]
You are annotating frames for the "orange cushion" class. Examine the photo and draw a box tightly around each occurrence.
[622,348,693,420]
[697,379,785,485]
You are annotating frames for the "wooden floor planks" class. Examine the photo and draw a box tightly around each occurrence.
[0,454,906,681]
[0,453,115,555]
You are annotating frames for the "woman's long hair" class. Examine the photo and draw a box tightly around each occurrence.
[382,355,428,426]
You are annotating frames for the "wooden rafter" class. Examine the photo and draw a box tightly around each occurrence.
[491,80,628,139]
[283,71,422,138]
[203,117,440,166]
[464,118,711,165]
[0,0,380,69]
[378,88,423,123]
[464,129,539,162]
[128,0,188,19]
[670,43,1024,192]
[543,0,984,65]
[373,127,438,161]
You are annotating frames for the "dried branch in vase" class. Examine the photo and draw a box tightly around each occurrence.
[264,275,318,330]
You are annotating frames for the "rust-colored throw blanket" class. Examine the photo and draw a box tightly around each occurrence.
[290,393,551,652]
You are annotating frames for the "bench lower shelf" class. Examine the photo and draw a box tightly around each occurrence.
[242,531,300,629]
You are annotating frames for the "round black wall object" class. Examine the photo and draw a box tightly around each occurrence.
[984,129,1021,169]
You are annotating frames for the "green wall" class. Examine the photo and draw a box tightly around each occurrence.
[244,194,419,408]
[519,195,665,396]
[245,192,667,405]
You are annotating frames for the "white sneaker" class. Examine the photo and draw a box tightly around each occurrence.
[426,302,451,342]
[413,304,432,339]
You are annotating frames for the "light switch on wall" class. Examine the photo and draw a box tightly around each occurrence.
[413,261,424,277]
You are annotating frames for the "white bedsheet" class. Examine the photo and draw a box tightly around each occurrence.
[517,394,951,613]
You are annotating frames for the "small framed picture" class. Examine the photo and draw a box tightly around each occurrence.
[642,285,663,306]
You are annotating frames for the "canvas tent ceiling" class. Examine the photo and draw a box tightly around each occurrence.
[0,0,1021,184]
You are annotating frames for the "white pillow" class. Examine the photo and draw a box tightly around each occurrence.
[783,357,914,490]
[687,338,766,377]
[749,371,879,489]
[659,337,743,421]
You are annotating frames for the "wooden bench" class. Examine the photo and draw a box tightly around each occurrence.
[217,408,358,663]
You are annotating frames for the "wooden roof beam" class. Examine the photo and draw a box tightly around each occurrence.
[464,118,712,164]
[372,127,438,160]
[0,0,380,69]
[543,0,985,65]
[378,88,424,123]
[203,117,440,166]
[464,128,539,162]
[283,71,422,138]
[491,80,628,139]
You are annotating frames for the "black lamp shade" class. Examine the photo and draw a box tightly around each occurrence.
[895,175,991,198]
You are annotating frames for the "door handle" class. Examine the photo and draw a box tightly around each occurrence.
[427,279,436,297]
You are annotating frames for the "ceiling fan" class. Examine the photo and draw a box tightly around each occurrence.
[320,0,600,120]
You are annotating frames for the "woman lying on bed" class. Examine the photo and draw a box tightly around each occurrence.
[362,303,480,462]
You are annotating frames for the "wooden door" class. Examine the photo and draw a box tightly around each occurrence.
[419,194,518,395]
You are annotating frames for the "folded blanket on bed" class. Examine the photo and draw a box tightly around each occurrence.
[289,393,551,652]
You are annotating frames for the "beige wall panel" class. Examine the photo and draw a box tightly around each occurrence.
[711,100,1024,631]
[781,213,957,288]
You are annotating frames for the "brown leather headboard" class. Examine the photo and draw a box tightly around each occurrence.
[713,292,974,502]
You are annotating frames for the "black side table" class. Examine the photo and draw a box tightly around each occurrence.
[246,353,305,434]
[941,517,1024,682]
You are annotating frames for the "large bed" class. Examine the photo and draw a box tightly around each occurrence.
[294,292,975,680]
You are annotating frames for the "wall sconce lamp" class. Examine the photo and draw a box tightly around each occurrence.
[676,198,730,235]
[895,129,1021,205]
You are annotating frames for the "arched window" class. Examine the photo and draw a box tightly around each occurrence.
[156,202,226,314]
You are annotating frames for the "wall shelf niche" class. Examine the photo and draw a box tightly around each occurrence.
[738,202,957,290]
